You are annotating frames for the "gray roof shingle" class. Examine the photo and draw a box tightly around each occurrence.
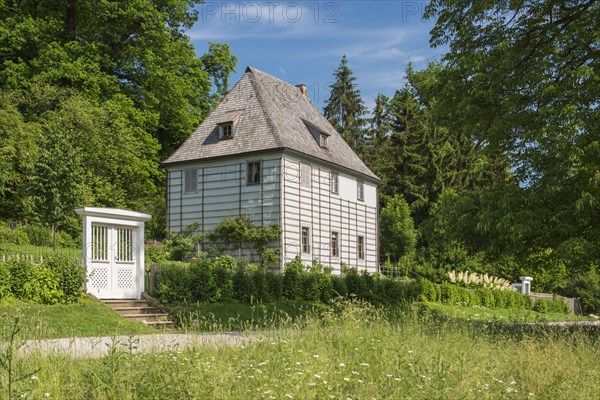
[163,67,379,181]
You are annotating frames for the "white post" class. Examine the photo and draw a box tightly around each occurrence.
[520,276,533,295]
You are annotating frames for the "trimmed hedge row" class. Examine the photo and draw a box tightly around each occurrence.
[0,256,85,304]
[153,256,571,314]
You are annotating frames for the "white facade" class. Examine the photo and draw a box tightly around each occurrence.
[166,152,378,273]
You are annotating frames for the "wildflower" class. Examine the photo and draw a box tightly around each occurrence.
[44,394,50,399]
[31,375,38,381]
[314,374,322,379]
[359,363,369,366]
[344,377,350,381]
[339,363,346,367]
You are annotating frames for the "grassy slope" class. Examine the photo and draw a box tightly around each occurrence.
[0,297,156,339]
[16,302,600,399]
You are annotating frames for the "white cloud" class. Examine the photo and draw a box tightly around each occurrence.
[188,2,341,40]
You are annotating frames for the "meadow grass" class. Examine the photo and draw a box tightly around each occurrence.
[0,243,82,260]
[422,301,592,323]
[4,300,599,399]
[0,297,156,340]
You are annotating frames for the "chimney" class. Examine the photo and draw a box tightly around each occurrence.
[296,84,307,96]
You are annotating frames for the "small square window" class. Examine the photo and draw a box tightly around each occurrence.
[357,180,364,201]
[330,171,339,194]
[331,232,339,257]
[221,123,233,138]
[184,169,198,193]
[357,236,364,260]
[320,133,328,147]
[247,161,262,185]
[302,227,310,254]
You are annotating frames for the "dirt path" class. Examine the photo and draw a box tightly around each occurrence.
[20,332,254,358]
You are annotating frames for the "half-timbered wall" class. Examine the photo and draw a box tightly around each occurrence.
[166,154,282,261]
[281,154,378,273]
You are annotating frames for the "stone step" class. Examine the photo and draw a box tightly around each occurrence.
[103,300,149,308]
[143,320,177,330]
[112,306,162,315]
[101,298,176,330]
[123,313,170,323]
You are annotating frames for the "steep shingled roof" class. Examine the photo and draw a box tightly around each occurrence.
[163,67,379,181]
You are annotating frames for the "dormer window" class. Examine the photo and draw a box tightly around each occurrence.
[217,110,243,140]
[221,122,233,139]
[302,118,330,148]
[320,133,328,148]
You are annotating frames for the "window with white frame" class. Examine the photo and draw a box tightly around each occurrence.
[357,179,364,201]
[320,133,328,148]
[220,122,233,139]
[247,161,262,185]
[330,171,339,194]
[300,163,311,188]
[331,231,339,257]
[302,227,310,254]
[184,169,198,193]
[357,235,365,260]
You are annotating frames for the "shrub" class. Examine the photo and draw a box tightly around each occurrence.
[331,275,348,298]
[265,270,283,302]
[233,267,255,303]
[155,261,194,303]
[23,224,52,246]
[7,259,62,304]
[8,228,29,245]
[283,257,305,300]
[533,298,571,314]
[475,288,495,308]
[43,255,85,303]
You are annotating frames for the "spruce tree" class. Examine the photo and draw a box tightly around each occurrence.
[323,55,368,156]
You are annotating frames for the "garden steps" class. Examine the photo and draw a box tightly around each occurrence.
[102,299,176,330]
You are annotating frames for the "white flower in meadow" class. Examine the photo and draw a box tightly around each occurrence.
[344,377,350,381]
[408,350,414,353]
[339,363,346,367]
[314,374,321,379]
[44,394,50,399]
[359,363,369,366]
[31,375,38,380]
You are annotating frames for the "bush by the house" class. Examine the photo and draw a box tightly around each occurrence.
[0,256,84,304]
[150,256,566,313]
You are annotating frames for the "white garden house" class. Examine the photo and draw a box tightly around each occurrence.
[76,207,151,299]
[162,67,380,272]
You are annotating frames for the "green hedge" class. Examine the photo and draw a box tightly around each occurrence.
[0,256,85,304]
[151,256,570,313]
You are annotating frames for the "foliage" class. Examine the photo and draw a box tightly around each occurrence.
[165,223,203,262]
[533,299,572,315]
[0,1,238,239]
[42,256,85,303]
[422,0,600,309]
[379,194,417,263]
[323,55,368,156]
[0,257,84,304]
[206,216,281,267]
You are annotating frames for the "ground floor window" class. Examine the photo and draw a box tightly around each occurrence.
[357,235,364,259]
[302,227,310,254]
[331,231,339,257]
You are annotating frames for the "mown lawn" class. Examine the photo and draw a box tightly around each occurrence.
[6,300,600,399]
[0,297,156,339]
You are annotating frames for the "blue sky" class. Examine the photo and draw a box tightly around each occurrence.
[188,1,445,112]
